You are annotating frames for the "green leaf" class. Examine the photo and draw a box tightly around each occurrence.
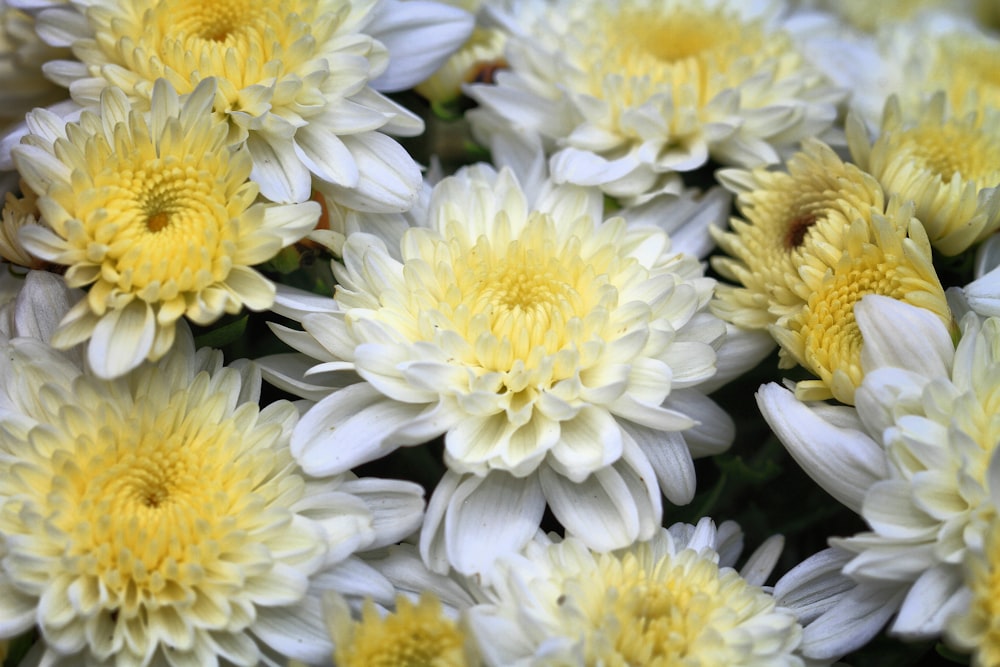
[193,315,248,350]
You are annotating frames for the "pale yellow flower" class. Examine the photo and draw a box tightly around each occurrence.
[468,519,801,667]
[770,201,951,404]
[0,179,45,268]
[34,0,472,206]
[0,326,425,666]
[848,94,1000,256]
[467,0,841,202]
[326,592,481,667]
[711,139,886,329]
[12,78,319,378]
[948,516,1000,667]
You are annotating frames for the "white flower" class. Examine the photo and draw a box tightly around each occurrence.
[467,518,803,667]
[11,79,321,378]
[28,0,473,206]
[0,324,425,666]
[756,295,1000,657]
[262,164,739,575]
[465,0,842,203]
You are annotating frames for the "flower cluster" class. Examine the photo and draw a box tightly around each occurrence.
[0,0,996,666]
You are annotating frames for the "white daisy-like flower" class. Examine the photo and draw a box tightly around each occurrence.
[262,163,742,575]
[845,12,1000,130]
[0,322,426,666]
[28,0,473,206]
[756,295,1000,658]
[11,78,321,379]
[848,94,1000,257]
[0,0,71,129]
[465,0,842,203]
[946,508,1000,667]
[467,517,802,667]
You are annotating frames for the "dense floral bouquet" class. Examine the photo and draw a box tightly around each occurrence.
[0,0,997,665]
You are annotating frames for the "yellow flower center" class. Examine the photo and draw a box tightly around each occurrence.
[574,549,784,665]
[578,4,792,128]
[88,0,337,102]
[0,368,310,632]
[799,255,902,389]
[173,0,261,42]
[335,594,472,667]
[933,36,1000,116]
[92,159,237,291]
[412,214,626,373]
[899,123,1000,186]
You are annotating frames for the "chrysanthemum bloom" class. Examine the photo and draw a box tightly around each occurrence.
[805,0,984,32]
[710,139,886,330]
[769,202,950,404]
[0,325,426,666]
[0,0,71,128]
[262,164,739,575]
[757,297,1000,659]
[10,78,321,379]
[848,94,1000,256]
[464,0,842,203]
[326,592,483,667]
[947,510,1000,667]
[0,178,44,268]
[466,518,801,666]
[31,0,472,206]
[849,14,1000,129]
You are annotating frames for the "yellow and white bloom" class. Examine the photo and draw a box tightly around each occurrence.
[947,510,1000,667]
[711,139,886,330]
[758,297,1000,658]
[262,164,739,575]
[0,325,426,666]
[769,202,950,404]
[846,13,1000,129]
[11,78,320,379]
[0,0,70,129]
[467,518,802,666]
[848,94,1000,256]
[466,0,842,203]
[30,0,473,206]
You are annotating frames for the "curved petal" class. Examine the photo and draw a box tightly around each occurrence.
[443,471,545,576]
[756,383,886,514]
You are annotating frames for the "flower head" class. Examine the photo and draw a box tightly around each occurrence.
[947,513,1000,667]
[263,164,736,574]
[468,518,801,667]
[769,202,950,404]
[0,325,425,666]
[711,139,886,329]
[34,0,472,205]
[326,591,482,667]
[466,0,841,202]
[758,299,1000,652]
[11,78,320,378]
[848,94,1000,256]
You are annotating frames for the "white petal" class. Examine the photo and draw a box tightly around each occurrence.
[8,270,77,342]
[797,582,906,661]
[337,477,425,549]
[621,424,695,505]
[291,383,424,475]
[87,300,156,379]
[368,0,474,92]
[293,126,359,187]
[310,556,396,605]
[247,132,312,204]
[321,132,422,213]
[856,295,954,376]
[756,383,886,514]
[443,471,546,576]
[271,283,340,321]
[252,593,332,662]
[889,564,966,638]
[540,464,643,551]
[739,534,784,587]
[661,390,734,458]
